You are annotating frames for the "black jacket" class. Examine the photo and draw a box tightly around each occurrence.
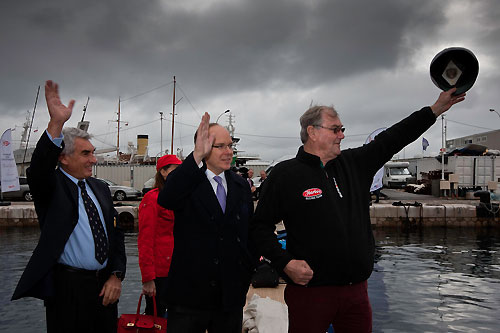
[12,132,126,301]
[157,152,254,311]
[251,107,436,286]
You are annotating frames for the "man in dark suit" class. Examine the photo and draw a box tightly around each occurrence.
[12,80,126,333]
[157,112,254,333]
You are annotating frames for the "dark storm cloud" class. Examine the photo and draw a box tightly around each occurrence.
[472,0,500,54]
[0,0,449,117]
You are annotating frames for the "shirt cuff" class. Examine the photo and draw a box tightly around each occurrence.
[46,129,63,148]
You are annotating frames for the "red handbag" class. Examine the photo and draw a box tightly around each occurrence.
[118,294,167,332]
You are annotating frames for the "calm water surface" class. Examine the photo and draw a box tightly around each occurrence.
[1,227,499,332]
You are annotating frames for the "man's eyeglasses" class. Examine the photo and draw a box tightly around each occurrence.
[212,143,235,150]
[314,125,346,134]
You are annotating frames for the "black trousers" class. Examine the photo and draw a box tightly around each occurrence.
[166,306,243,333]
[145,276,169,318]
[45,265,118,333]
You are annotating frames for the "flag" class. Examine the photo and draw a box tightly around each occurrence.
[1,129,20,193]
[422,137,429,151]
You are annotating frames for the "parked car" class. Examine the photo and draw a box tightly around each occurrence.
[0,176,32,201]
[142,177,155,196]
[96,178,142,201]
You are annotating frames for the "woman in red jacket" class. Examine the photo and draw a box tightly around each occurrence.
[138,154,181,317]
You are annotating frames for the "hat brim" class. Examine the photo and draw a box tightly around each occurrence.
[430,47,479,95]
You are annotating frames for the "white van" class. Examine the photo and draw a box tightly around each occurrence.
[383,161,414,188]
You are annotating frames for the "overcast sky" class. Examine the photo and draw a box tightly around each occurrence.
[1,0,499,163]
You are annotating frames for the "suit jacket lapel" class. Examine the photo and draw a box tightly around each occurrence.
[195,176,224,216]
[57,169,79,225]
[225,171,240,216]
[87,177,112,227]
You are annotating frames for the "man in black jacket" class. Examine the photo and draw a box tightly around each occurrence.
[157,112,254,333]
[250,88,465,333]
[12,80,126,333]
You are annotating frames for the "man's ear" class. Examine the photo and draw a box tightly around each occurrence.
[307,125,317,142]
[58,154,67,166]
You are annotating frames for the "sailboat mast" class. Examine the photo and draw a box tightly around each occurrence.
[81,97,90,122]
[171,76,176,155]
[21,85,40,176]
[117,97,121,161]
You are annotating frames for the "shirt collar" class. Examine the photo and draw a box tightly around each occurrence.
[205,168,226,182]
[59,167,83,185]
[296,145,339,168]
[296,146,323,167]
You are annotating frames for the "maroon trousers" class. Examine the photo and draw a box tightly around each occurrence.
[284,281,372,333]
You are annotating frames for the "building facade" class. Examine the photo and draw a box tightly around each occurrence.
[446,129,500,151]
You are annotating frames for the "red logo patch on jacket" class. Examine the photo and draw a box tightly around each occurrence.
[302,188,323,200]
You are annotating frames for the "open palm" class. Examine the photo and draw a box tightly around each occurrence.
[45,80,75,124]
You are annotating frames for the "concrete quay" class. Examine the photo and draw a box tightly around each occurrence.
[370,203,499,227]
[0,199,498,228]
[0,203,138,228]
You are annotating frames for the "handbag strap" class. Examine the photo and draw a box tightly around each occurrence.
[135,294,158,321]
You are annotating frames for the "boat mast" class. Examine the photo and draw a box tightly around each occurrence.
[21,85,40,176]
[171,76,176,154]
[81,97,90,122]
[159,111,164,156]
[117,97,121,161]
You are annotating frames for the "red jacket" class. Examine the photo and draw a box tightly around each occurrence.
[138,188,174,283]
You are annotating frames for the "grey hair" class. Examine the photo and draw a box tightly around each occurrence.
[299,105,338,143]
[61,127,92,155]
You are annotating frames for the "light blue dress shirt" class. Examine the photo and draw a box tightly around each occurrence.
[47,130,108,270]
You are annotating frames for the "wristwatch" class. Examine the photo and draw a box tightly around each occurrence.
[112,271,124,281]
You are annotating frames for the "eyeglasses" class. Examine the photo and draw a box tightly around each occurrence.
[314,125,345,134]
[212,143,235,150]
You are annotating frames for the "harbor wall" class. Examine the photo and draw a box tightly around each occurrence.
[0,204,498,228]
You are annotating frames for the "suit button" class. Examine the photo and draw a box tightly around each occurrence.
[214,258,219,265]
[210,280,217,287]
[236,214,240,220]
[210,216,215,221]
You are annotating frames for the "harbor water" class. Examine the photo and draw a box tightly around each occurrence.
[1,226,499,332]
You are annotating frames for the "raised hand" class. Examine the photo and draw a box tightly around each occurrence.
[45,80,75,137]
[430,87,466,117]
[193,112,215,165]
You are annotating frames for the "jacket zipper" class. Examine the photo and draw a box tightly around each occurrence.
[324,169,343,198]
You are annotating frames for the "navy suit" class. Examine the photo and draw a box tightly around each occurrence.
[157,152,254,313]
[12,131,126,303]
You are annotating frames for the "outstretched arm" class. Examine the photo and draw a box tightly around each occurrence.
[45,80,75,138]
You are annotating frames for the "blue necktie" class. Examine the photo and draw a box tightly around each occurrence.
[78,181,108,264]
[213,176,226,213]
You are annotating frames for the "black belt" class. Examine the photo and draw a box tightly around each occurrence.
[57,264,106,278]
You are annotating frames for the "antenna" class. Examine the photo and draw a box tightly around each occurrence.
[81,97,90,122]
[77,97,91,132]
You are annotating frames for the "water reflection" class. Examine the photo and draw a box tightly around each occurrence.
[1,227,499,332]
[370,227,500,333]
